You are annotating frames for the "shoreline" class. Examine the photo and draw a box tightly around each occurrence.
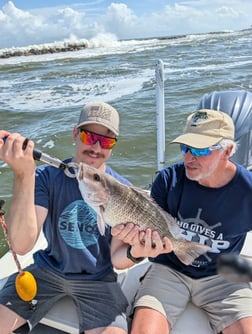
[1,28,251,59]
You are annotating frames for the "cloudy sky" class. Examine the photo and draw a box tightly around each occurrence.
[0,0,251,49]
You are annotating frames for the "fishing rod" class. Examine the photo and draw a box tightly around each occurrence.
[2,136,79,177]
[217,253,252,283]
[3,136,68,170]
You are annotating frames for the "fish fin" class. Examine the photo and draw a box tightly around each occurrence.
[173,241,211,266]
[97,206,106,236]
[165,214,181,239]
[130,186,150,198]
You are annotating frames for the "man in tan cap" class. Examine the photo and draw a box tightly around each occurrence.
[0,101,130,334]
[111,106,252,334]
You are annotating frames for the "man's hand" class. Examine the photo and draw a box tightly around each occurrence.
[111,223,173,258]
[0,132,35,175]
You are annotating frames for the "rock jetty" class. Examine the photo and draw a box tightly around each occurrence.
[0,40,88,59]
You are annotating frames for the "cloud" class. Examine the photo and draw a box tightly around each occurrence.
[0,2,48,46]
[104,3,138,39]
[0,1,251,49]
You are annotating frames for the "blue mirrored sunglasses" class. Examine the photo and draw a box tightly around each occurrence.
[180,144,222,157]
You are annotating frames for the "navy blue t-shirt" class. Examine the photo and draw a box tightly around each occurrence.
[33,159,131,280]
[150,161,252,278]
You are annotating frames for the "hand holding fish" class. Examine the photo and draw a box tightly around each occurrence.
[138,228,173,257]
[111,223,140,246]
[111,224,173,258]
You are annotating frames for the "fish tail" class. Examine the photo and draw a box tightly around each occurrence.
[173,241,211,266]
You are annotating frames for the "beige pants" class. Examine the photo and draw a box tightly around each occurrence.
[134,262,252,334]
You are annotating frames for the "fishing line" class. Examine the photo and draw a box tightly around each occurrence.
[0,200,37,308]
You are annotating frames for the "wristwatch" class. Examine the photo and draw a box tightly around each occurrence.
[126,245,145,264]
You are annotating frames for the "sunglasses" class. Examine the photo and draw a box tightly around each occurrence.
[79,129,117,149]
[180,144,222,157]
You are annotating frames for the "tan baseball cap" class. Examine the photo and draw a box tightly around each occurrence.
[77,102,119,136]
[171,109,234,148]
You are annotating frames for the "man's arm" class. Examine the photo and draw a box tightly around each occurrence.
[0,131,46,255]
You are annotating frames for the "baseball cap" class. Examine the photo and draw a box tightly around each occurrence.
[77,102,119,136]
[171,109,235,148]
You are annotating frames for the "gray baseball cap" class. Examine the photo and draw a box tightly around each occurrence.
[77,102,119,136]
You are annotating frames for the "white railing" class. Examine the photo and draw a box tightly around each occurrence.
[155,59,166,172]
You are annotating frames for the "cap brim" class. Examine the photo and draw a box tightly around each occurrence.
[77,121,119,136]
[171,133,222,148]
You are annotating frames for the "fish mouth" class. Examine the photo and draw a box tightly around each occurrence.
[78,164,105,205]
[85,192,104,206]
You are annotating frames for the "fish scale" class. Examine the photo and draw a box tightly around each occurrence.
[77,162,211,266]
[107,187,171,235]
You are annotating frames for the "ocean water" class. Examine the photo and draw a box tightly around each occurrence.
[0,28,252,257]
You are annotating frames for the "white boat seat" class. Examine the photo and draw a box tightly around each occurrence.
[40,297,79,334]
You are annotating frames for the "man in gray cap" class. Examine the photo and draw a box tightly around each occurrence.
[111,107,252,334]
[0,101,130,334]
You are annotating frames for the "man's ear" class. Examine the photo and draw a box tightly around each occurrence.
[224,145,234,159]
[72,127,79,141]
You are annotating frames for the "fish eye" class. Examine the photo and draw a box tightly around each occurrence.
[93,173,100,182]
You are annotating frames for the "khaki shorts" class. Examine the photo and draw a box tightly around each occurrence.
[134,262,252,334]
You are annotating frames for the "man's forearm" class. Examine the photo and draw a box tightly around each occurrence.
[7,173,38,255]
